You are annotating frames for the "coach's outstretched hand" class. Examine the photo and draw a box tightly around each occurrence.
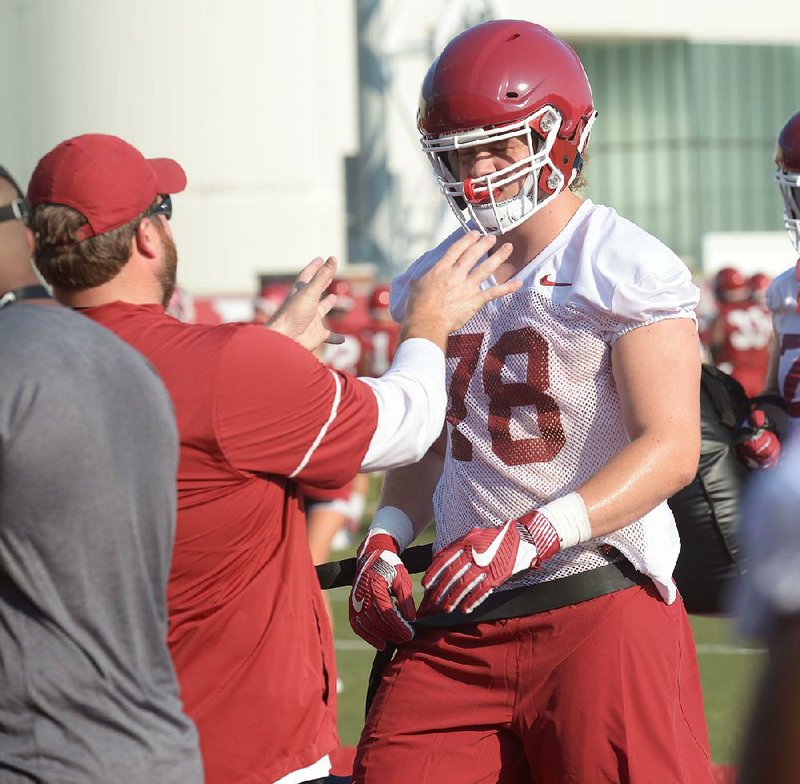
[267,256,344,350]
[401,232,521,351]
[422,511,560,614]
[349,531,416,650]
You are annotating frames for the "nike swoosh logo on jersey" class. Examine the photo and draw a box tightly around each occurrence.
[540,274,572,287]
[472,519,513,567]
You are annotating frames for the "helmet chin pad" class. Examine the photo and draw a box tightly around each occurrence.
[468,173,539,234]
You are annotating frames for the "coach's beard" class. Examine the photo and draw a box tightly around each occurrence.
[156,224,179,309]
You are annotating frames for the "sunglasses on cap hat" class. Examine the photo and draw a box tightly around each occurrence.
[0,198,29,224]
[144,194,172,222]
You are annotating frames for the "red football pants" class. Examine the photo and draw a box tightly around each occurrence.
[354,582,714,784]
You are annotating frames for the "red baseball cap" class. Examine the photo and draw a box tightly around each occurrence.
[27,133,187,241]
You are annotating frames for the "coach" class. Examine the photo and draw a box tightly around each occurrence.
[26,134,519,784]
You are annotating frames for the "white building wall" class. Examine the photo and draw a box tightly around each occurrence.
[1,0,358,294]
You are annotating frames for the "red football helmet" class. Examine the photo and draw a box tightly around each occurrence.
[418,20,596,235]
[369,284,391,312]
[776,111,800,253]
[255,281,292,322]
[749,272,771,302]
[328,278,355,312]
[714,267,749,302]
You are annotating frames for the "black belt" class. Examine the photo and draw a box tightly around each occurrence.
[315,542,650,611]
[315,542,435,590]
[414,556,651,627]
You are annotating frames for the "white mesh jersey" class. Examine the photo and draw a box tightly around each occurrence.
[392,200,699,603]
[766,264,800,420]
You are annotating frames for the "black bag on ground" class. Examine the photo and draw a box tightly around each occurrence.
[667,364,751,614]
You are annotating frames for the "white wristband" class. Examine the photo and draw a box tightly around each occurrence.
[369,506,415,552]
[538,492,592,549]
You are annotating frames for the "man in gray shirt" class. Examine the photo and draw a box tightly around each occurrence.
[0,166,202,783]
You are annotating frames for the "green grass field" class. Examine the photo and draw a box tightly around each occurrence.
[325,533,764,765]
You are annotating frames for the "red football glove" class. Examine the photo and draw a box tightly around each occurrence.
[349,532,416,650]
[421,511,560,614]
[735,410,781,469]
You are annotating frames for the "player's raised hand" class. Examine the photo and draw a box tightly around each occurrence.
[267,256,344,350]
[422,510,560,614]
[349,531,416,650]
[401,232,522,350]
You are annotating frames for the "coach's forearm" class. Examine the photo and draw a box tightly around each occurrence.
[358,338,446,472]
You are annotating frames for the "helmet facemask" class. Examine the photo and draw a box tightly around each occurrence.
[422,105,594,235]
[776,167,800,253]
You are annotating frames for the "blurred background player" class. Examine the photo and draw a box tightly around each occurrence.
[349,20,713,784]
[359,283,401,377]
[750,271,772,305]
[762,110,800,431]
[251,280,292,325]
[322,277,371,375]
[708,265,773,397]
[695,271,719,362]
[708,265,779,469]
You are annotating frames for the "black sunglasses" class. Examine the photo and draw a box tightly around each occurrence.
[0,198,29,224]
[145,194,173,222]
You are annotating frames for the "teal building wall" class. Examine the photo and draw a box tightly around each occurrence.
[571,40,800,267]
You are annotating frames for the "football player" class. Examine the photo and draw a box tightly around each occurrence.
[750,271,772,304]
[321,278,370,375]
[761,111,800,429]
[348,20,714,783]
[735,114,800,784]
[359,284,401,377]
[708,266,773,397]
[251,280,292,325]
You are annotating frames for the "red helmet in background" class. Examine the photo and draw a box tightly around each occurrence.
[369,284,391,313]
[255,281,292,322]
[775,111,800,253]
[418,19,596,235]
[714,267,749,302]
[328,278,355,312]
[749,272,771,302]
